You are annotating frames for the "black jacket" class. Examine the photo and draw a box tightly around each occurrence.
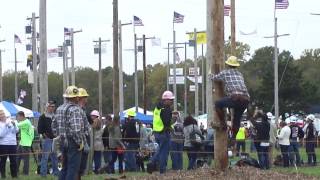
[251,118,270,142]
[123,119,140,144]
[37,114,55,139]
[290,124,304,140]
[102,126,109,148]
[157,102,172,131]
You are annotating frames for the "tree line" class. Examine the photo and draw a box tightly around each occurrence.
[2,44,320,116]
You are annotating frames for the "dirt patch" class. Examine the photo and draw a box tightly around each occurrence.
[126,167,318,180]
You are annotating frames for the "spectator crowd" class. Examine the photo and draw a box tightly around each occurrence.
[0,86,319,179]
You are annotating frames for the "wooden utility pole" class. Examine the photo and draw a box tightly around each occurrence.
[142,35,147,114]
[98,38,103,121]
[201,44,205,114]
[93,38,110,120]
[31,13,38,112]
[0,49,3,102]
[209,0,228,170]
[14,47,18,103]
[0,40,5,102]
[134,34,138,112]
[194,28,199,117]
[39,0,48,113]
[230,0,236,55]
[112,0,119,117]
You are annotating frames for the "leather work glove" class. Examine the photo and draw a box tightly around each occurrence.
[78,141,84,151]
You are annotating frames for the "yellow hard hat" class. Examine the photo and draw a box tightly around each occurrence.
[127,109,136,117]
[63,86,79,98]
[225,56,240,67]
[78,88,89,97]
[27,54,33,60]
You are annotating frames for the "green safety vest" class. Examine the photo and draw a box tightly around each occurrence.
[153,107,164,132]
[236,127,246,140]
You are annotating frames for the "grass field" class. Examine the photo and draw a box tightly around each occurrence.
[3,145,320,179]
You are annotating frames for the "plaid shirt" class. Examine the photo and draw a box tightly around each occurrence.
[214,69,249,97]
[52,101,89,146]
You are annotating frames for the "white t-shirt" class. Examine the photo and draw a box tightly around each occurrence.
[0,119,19,145]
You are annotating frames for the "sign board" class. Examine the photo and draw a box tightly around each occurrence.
[28,71,33,84]
[169,76,185,84]
[188,67,200,76]
[47,48,59,58]
[187,76,202,84]
[170,68,183,76]
[189,85,195,92]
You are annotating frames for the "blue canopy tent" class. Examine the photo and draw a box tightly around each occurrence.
[120,107,153,124]
[0,101,40,118]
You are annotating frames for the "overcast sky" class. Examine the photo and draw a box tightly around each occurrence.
[0,0,320,75]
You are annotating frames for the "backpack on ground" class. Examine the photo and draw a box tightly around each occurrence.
[235,156,260,168]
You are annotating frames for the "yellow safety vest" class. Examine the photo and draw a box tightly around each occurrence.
[153,107,164,132]
[236,127,246,140]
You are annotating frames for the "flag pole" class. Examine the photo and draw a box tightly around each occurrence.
[274,2,279,124]
[173,15,177,111]
[133,18,139,113]
[14,37,18,103]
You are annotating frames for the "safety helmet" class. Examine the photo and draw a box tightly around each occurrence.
[285,113,290,118]
[225,56,240,67]
[266,112,273,119]
[290,116,298,123]
[306,114,315,121]
[63,86,79,98]
[162,90,175,100]
[127,109,136,117]
[90,110,100,117]
[78,88,89,97]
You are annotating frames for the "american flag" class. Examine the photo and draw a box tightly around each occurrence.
[173,11,184,23]
[14,34,21,43]
[133,16,144,26]
[64,27,71,35]
[224,5,231,16]
[275,0,289,9]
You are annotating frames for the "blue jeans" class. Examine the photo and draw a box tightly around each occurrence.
[280,145,290,167]
[215,96,249,137]
[40,138,59,176]
[170,141,183,170]
[289,141,301,165]
[150,132,170,174]
[79,151,88,176]
[103,150,112,165]
[93,151,102,172]
[109,150,124,174]
[125,142,139,171]
[204,145,214,166]
[59,140,82,180]
[16,146,31,175]
[0,145,17,178]
[256,144,269,169]
[186,146,198,170]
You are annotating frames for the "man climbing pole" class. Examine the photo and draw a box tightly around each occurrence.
[209,56,250,140]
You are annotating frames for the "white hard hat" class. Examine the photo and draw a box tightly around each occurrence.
[162,90,175,100]
[267,112,273,119]
[290,116,298,123]
[306,114,315,121]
